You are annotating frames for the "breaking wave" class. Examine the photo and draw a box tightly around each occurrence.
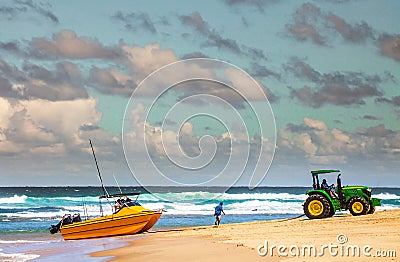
[1,189,398,220]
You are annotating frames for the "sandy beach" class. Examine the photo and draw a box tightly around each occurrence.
[93,209,400,262]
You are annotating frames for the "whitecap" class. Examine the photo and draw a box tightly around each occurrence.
[374,193,400,200]
[0,195,28,204]
[0,240,46,244]
[223,192,307,201]
[0,252,40,262]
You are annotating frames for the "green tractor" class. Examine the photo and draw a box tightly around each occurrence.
[303,170,381,219]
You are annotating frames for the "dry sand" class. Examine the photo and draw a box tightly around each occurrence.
[93,209,400,262]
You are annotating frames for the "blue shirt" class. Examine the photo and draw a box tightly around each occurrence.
[215,204,223,215]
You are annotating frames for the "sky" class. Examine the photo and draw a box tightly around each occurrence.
[0,0,399,187]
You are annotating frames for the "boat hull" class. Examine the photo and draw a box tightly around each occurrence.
[137,211,162,233]
[60,208,153,240]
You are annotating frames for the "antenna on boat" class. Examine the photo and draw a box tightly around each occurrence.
[113,173,123,194]
[89,139,108,197]
[82,197,89,221]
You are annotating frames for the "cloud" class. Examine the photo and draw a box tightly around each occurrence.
[180,52,210,59]
[257,81,279,103]
[0,5,27,21]
[29,30,121,59]
[180,67,278,105]
[15,0,59,23]
[361,115,381,121]
[288,23,326,45]
[179,12,241,53]
[241,17,249,27]
[282,119,334,163]
[80,124,101,132]
[287,3,375,46]
[286,3,327,45]
[22,62,87,101]
[248,62,281,80]
[0,59,88,101]
[286,4,399,63]
[354,124,400,157]
[304,118,328,131]
[333,119,343,125]
[0,94,123,185]
[375,96,400,107]
[120,42,178,85]
[0,41,21,53]
[278,118,400,165]
[179,12,267,60]
[1,36,181,98]
[124,107,230,185]
[0,96,105,156]
[123,102,274,186]
[173,78,277,109]
[290,84,381,108]
[144,121,204,159]
[286,118,327,133]
[286,58,384,107]
[0,76,15,99]
[357,124,395,138]
[88,66,135,97]
[222,0,280,12]
[323,0,352,2]
[114,55,279,112]
[0,0,58,23]
[112,11,157,34]
[179,12,209,35]
[327,14,374,43]
[378,34,400,61]
[89,44,218,98]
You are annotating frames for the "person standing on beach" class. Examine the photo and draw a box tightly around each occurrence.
[214,202,225,226]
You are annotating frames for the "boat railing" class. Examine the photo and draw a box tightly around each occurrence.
[99,192,141,199]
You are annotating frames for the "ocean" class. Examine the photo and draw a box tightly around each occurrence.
[1,186,399,261]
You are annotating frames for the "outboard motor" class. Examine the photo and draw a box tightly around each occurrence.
[49,223,60,234]
[49,214,73,234]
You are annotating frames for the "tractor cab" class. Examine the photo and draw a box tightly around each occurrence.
[304,169,381,219]
[311,169,344,202]
[311,169,340,190]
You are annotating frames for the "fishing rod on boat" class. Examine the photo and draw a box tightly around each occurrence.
[82,197,89,221]
[89,139,109,198]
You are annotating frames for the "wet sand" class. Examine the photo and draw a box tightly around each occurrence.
[93,209,400,262]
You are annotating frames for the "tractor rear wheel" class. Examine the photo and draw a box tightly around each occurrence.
[348,197,370,216]
[367,205,376,214]
[304,194,331,219]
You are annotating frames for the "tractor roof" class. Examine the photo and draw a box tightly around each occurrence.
[311,169,340,175]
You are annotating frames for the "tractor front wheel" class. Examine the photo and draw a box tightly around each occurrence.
[304,194,331,219]
[348,198,370,216]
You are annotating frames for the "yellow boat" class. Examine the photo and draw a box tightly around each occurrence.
[61,206,153,240]
[49,140,163,240]
[50,193,162,240]
[137,210,162,234]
